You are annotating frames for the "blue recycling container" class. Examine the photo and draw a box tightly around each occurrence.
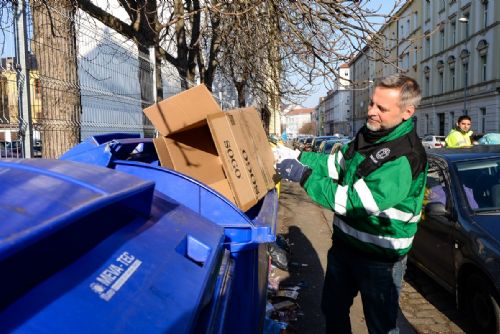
[59,133,278,333]
[0,158,234,333]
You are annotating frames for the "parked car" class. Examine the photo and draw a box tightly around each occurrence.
[318,137,352,154]
[421,135,446,149]
[311,136,330,152]
[33,140,42,157]
[300,136,314,151]
[410,145,500,333]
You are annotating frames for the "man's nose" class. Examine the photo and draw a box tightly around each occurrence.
[367,105,378,116]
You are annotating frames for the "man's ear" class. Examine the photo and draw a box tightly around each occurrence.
[402,105,415,121]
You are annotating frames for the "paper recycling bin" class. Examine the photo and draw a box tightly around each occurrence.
[57,133,278,333]
[0,158,239,333]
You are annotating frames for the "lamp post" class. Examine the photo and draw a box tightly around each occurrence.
[463,62,468,116]
[459,16,469,115]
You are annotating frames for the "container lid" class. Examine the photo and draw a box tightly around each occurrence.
[0,159,155,260]
[0,159,227,333]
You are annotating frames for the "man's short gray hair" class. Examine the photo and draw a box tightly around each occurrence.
[374,74,422,110]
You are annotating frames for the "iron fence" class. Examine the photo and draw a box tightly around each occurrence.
[0,0,190,158]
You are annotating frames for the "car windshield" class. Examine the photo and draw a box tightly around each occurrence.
[323,141,335,152]
[455,158,500,212]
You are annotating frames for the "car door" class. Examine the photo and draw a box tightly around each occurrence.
[412,159,456,287]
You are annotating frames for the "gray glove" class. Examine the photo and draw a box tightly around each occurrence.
[276,159,312,184]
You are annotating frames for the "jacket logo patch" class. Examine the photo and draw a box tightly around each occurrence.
[375,148,391,160]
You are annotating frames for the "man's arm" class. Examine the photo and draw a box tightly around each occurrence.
[303,157,415,219]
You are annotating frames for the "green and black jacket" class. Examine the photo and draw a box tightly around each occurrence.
[300,119,427,261]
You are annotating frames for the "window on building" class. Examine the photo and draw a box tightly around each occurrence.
[425,35,431,58]
[426,114,430,134]
[424,66,431,97]
[448,56,456,90]
[413,47,418,66]
[406,19,411,35]
[482,1,489,29]
[449,67,455,90]
[477,39,489,81]
[463,12,470,39]
[34,78,41,97]
[480,54,487,81]
[403,52,410,70]
[437,60,444,94]
[463,63,469,89]
[425,0,431,20]
[440,0,445,11]
[413,12,418,31]
[450,20,456,45]
[480,107,486,132]
[460,49,470,89]
[439,72,444,94]
[440,27,445,50]
[450,112,455,126]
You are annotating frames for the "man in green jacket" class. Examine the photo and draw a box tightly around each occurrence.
[277,74,427,334]
[445,115,473,147]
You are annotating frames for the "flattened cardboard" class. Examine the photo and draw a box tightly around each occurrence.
[144,84,221,136]
[234,108,278,188]
[207,112,268,203]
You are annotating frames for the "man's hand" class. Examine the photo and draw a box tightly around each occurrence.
[276,159,312,184]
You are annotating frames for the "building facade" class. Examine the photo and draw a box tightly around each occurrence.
[350,45,373,136]
[323,64,352,135]
[284,107,314,139]
[418,0,500,136]
[313,0,499,138]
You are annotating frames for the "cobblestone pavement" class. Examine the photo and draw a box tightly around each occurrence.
[400,264,474,334]
[278,181,473,334]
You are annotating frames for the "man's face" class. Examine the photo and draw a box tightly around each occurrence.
[457,119,471,133]
[366,87,414,131]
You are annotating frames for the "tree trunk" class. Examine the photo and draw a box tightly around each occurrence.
[235,81,246,107]
[30,0,81,158]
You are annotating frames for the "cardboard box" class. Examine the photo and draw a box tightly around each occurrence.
[234,108,280,187]
[207,111,269,202]
[153,127,237,207]
[146,85,277,211]
[144,84,221,136]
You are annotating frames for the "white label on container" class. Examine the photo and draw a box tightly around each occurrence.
[89,251,142,301]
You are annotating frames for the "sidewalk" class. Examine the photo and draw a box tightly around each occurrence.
[276,181,416,334]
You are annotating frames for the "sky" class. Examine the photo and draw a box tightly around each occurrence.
[301,0,399,108]
[0,5,16,58]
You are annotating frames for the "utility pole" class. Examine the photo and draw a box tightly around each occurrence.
[14,0,33,158]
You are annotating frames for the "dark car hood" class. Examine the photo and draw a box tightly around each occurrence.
[472,214,500,242]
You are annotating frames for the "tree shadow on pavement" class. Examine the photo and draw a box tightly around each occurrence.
[278,225,326,334]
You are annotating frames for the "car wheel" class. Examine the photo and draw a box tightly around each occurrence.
[464,274,500,333]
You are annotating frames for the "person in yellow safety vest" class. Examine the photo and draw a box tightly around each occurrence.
[445,115,473,147]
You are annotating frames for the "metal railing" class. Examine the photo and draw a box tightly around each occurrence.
[0,0,184,158]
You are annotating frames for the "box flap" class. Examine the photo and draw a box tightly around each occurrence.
[232,108,278,189]
[207,113,259,211]
[144,84,222,136]
[153,127,226,185]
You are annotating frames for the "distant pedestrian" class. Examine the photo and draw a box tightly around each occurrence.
[445,115,473,147]
[277,74,427,334]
